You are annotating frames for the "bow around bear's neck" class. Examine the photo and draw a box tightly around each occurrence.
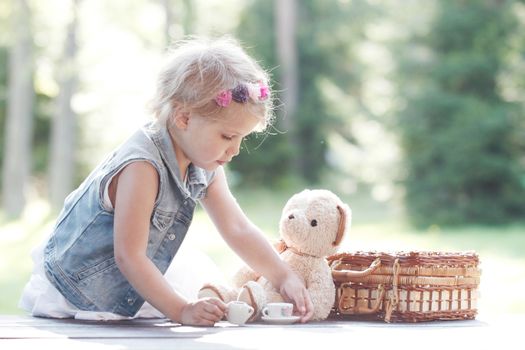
[275,239,320,258]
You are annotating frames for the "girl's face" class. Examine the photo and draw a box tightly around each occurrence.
[172,103,261,172]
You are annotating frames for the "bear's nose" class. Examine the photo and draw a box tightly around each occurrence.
[288,214,295,220]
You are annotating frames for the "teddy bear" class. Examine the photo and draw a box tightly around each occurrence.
[198,189,351,321]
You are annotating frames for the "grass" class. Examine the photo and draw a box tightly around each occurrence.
[1,188,524,317]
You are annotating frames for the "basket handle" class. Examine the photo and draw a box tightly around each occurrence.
[332,257,381,282]
[339,284,385,315]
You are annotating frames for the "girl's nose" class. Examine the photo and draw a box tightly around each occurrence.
[228,140,242,157]
[231,145,240,157]
[226,148,238,159]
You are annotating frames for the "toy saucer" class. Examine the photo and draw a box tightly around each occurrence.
[261,315,300,325]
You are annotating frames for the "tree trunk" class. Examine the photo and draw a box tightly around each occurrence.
[49,0,80,210]
[181,0,195,35]
[162,0,175,47]
[162,0,193,47]
[274,0,300,174]
[2,0,34,218]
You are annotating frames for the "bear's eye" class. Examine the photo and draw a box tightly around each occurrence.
[310,219,318,227]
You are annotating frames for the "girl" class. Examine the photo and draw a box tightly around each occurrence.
[20,37,314,326]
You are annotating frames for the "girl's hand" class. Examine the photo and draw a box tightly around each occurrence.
[180,298,227,326]
[278,272,314,323]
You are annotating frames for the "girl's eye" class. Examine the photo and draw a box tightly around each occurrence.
[222,135,233,141]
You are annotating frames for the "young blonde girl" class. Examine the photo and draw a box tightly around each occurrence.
[19,37,313,326]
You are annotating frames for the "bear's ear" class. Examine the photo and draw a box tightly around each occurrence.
[332,205,347,246]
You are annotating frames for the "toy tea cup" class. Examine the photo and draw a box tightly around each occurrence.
[226,301,254,325]
[261,302,294,319]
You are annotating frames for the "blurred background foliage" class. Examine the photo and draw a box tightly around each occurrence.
[398,0,525,227]
[0,0,523,226]
[0,0,524,315]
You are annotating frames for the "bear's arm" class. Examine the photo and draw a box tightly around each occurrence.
[232,265,261,288]
[305,264,336,321]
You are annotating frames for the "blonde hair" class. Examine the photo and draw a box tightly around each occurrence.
[149,36,273,131]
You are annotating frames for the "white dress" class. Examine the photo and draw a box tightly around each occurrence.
[19,179,226,320]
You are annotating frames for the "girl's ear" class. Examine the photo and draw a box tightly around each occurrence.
[172,108,191,130]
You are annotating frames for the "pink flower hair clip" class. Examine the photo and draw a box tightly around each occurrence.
[215,81,269,107]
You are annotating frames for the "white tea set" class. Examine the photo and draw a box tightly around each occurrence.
[226,301,300,325]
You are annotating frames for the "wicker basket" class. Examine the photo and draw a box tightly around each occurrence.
[327,251,480,323]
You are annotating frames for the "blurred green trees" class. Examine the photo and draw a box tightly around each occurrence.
[0,0,524,226]
[231,0,374,186]
[229,0,290,186]
[0,1,52,217]
[0,47,6,172]
[397,0,525,226]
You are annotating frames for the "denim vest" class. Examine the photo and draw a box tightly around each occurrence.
[44,123,215,317]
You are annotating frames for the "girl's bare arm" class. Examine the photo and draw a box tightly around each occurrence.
[112,161,225,325]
